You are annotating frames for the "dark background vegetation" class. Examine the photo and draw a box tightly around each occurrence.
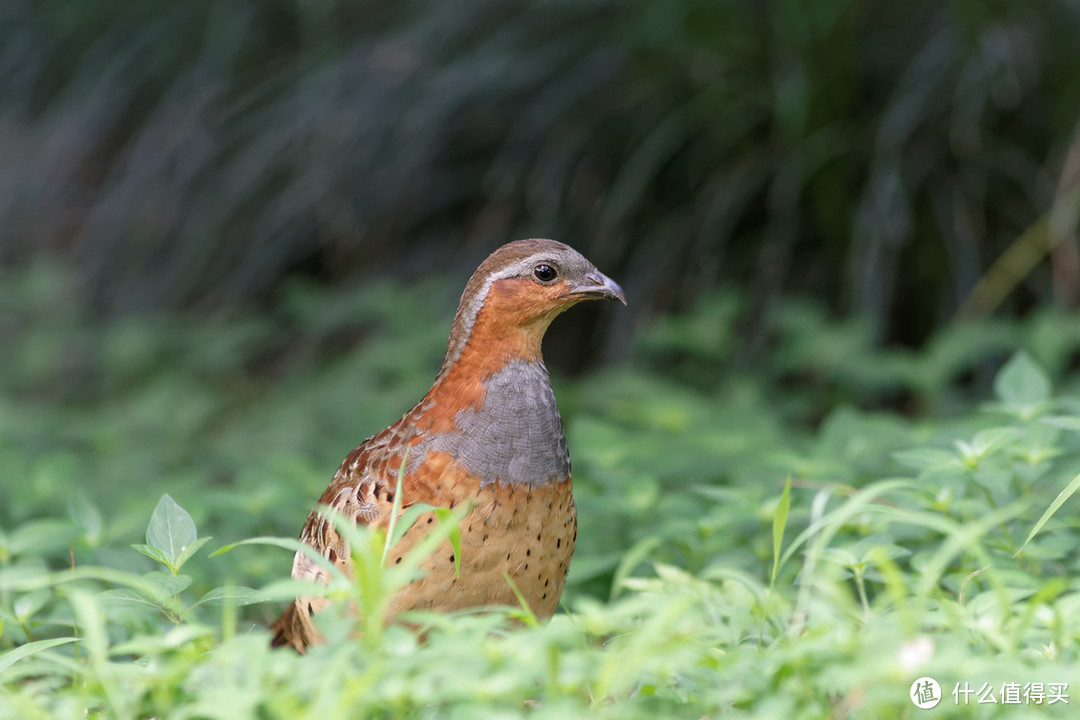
[4,0,1080,362]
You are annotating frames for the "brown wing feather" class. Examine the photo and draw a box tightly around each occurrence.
[270,408,450,650]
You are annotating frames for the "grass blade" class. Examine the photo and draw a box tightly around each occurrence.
[1015,471,1080,557]
[771,477,792,587]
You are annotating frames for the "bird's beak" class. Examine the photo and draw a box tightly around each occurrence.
[569,270,627,305]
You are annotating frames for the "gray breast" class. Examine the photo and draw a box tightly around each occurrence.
[413,360,570,488]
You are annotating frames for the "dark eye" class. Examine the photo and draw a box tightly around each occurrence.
[534,264,557,283]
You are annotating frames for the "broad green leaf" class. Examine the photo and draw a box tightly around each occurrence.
[892,448,961,472]
[13,590,49,621]
[1041,415,1080,431]
[994,351,1051,417]
[66,493,103,541]
[7,520,77,557]
[173,536,213,572]
[97,588,161,610]
[196,586,267,607]
[146,494,197,566]
[967,427,1025,458]
[0,637,77,676]
[142,571,192,601]
[819,547,859,567]
[131,543,172,568]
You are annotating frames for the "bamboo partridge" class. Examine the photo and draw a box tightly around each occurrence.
[270,238,625,651]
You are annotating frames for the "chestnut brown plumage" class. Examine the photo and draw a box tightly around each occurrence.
[270,239,625,651]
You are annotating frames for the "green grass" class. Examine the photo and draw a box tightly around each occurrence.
[2,266,1079,718]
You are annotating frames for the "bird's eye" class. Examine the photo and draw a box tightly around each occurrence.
[534,264,557,283]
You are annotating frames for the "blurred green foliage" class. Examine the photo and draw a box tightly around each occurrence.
[2,0,1080,354]
[3,264,1080,717]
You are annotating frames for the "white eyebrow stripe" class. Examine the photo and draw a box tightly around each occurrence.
[437,252,554,379]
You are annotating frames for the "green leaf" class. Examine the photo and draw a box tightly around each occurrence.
[66,493,103,542]
[146,494,198,566]
[610,536,663,601]
[0,637,78,676]
[994,351,1051,417]
[432,507,463,578]
[210,536,343,583]
[97,588,161,610]
[142,571,192,601]
[381,450,409,567]
[97,572,192,610]
[7,520,77,557]
[131,543,173,568]
[196,586,267,607]
[173,536,213,572]
[1015,471,1080,557]
[820,547,859,567]
[892,448,961,472]
[1040,415,1080,431]
[502,572,538,627]
[771,477,792,586]
[967,427,1025,459]
[387,503,445,549]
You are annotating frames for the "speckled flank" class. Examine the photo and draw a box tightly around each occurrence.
[286,447,577,645]
[385,458,576,618]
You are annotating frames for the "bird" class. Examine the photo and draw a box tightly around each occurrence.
[270,238,626,651]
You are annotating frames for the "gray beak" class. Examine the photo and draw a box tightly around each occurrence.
[570,270,627,305]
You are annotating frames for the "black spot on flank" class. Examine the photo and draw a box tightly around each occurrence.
[573,530,577,542]
[449,554,455,563]
[556,538,561,548]
[542,593,547,600]
[537,572,542,580]
[427,517,433,524]
[536,532,541,541]
[526,549,531,556]
[395,557,402,564]
[483,534,489,542]
[506,552,511,561]
[545,579,549,587]
[307,603,314,615]
[525,563,529,570]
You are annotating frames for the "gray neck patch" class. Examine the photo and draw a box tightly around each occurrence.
[411,360,570,488]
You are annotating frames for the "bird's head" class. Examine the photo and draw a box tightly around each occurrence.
[441,239,625,376]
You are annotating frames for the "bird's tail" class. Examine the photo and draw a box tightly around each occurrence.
[269,602,311,653]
